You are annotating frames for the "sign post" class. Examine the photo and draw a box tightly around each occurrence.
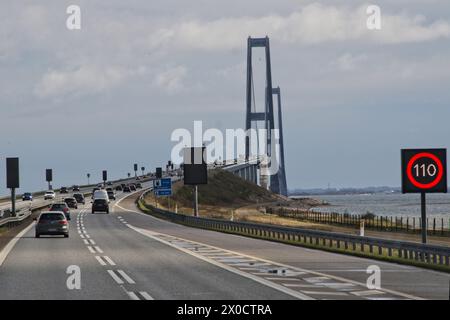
[102,170,107,185]
[46,169,53,190]
[183,147,207,217]
[401,149,447,244]
[7,158,19,217]
[134,164,138,178]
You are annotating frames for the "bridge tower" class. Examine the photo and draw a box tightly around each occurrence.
[244,36,287,195]
[272,87,288,196]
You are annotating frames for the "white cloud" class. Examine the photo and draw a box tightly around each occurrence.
[146,3,450,51]
[153,66,187,94]
[34,65,133,98]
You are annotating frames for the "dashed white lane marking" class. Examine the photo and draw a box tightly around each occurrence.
[89,239,96,245]
[80,234,85,239]
[351,290,384,297]
[103,256,116,266]
[264,277,301,281]
[301,291,348,296]
[94,246,104,254]
[87,246,96,254]
[117,270,135,284]
[139,291,154,300]
[95,256,107,266]
[127,291,140,300]
[83,239,89,245]
[85,234,91,239]
[107,270,124,284]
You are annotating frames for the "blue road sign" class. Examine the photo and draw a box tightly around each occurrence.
[154,178,172,197]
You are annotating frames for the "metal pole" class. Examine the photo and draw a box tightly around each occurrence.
[11,188,16,217]
[194,185,199,217]
[421,192,427,244]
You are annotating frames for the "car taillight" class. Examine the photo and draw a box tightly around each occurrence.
[64,208,68,213]
[59,220,67,225]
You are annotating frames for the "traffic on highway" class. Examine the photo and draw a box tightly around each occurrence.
[1,0,449,317]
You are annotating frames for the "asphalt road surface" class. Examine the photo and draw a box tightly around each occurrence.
[0,188,449,300]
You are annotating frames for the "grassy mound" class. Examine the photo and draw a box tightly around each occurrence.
[170,169,278,208]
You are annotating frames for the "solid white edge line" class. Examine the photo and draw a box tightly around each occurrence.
[0,222,35,267]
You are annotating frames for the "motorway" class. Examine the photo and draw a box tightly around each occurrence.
[0,185,449,300]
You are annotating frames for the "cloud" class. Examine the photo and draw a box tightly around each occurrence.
[145,3,450,51]
[153,66,187,94]
[34,65,133,98]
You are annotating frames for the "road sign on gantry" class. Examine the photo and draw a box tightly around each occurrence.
[401,149,447,194]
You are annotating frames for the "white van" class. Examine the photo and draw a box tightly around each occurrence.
[93,190,109,203]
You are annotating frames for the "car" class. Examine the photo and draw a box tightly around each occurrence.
[44,191,56,200]
[115,185,123,191]
[92,199,109,214]
[73,193,85,205]
[107,191,116,201]
[22,192,33,201]
[136,183,142,189]
[60,187,68,194]
[49,203,71,220]
[136,176,141,181]
[72,185,80,192]
[123,186,131,192]
[107,181,113,186]
[64,197,78,209]
[106,187,113,192]
[129,184,136,191]
[35,211,69,238]
[93,190,109,202]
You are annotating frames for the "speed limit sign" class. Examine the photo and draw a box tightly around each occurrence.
[401,149,447,193]
[401,148,447,244]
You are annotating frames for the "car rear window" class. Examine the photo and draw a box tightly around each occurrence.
[94,199,108,204]
[40,213,65,221]
[50,204,67,210]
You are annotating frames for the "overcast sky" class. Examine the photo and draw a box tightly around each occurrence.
[1,1,450,195]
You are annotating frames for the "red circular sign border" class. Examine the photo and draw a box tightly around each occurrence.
[406,152,443,190]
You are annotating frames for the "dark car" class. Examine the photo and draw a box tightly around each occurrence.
[107,181,113,186]
[49,203,71,220]
[22,192,33,201]
[72,185,80,192]
[106,187,113,192]
[35,212,69,238]
[107,191,116,201]
[136,183,142,189]
[92,199,109,214]
[115,185,123,191]
[129,184,136,191]
[64,197,78,209]
[123,186,131,192]
[60,187,68,194]
[73,193,85,205]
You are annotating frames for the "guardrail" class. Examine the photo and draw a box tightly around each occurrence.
[0,190,94,229]
[138,189,450,269]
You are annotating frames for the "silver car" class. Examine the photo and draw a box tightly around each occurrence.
[35,211,69,238]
